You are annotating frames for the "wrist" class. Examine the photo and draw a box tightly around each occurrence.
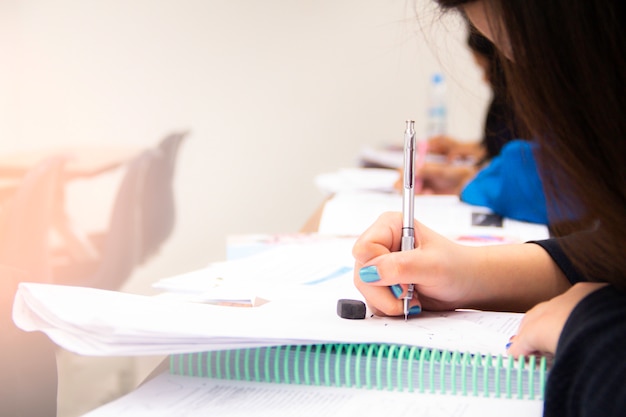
[461,243,571,312]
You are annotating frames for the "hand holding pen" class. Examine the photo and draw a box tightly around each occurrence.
[354,120,429,320]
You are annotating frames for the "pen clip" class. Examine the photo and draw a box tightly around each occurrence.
[403,120,416,190]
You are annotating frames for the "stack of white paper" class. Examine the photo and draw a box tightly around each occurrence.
[13,280,521,357]
[152,237,357,304]
[314,168,400,194]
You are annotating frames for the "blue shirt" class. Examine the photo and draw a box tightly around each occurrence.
[460,139,548,224]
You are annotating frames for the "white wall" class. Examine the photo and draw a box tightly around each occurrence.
[2,1,491,415]
[1,0,489,294]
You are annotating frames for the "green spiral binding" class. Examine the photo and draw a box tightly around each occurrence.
[334,344,344,388]
[253,347,261,383]
[234,349,241,380]
[293,345,302,385]
[396,345,408,392]
[224,350,232,380]
[283,345,290,384]
[303,344,312,385]
[517,355,524,399]
[483,354,491,398]
[263,346,271,383]
[170,343,548,401]
[314,344,323,386]
[354,344,365,389]
[272,345,281,384]
[528,355,535,400]
[324,344,334,387]
[460,352,468,395]
[540,356,547,401]
[244,348,251,382]
[344,343,354,388]
[495,355,502,398]
[386,344,397,392]
[472,353,479,397]
[506,354,514,398]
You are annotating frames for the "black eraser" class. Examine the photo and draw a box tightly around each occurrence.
[337,299,366,320]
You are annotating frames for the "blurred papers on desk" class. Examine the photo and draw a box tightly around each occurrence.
[357,145,452,169]
[314,168,399,194]
[357,145,405,168]
[318,191,549,243]
[152,236,357,304]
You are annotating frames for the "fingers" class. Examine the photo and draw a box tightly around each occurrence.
[353,268,422,317]
[507,304,540,358]
[352,212,402,267]
[427,135,457,154]
[352,214,426,287]
[352,212,424,317]
[506,283,607,358]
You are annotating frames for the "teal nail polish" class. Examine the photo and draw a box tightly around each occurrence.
[359,265,381,283]
[408,305,422,316]
[390,284,403,299]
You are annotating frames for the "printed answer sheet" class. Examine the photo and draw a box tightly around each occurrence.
[83,373,543,417]
[13,281,521,356]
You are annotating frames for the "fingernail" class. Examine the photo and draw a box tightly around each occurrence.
[390,284,403,298]
[408,305,422,316]
[359,266,381,283]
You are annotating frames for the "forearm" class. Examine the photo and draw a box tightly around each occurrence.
[460,242,571,312]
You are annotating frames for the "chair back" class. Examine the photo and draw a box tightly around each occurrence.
[0,157,65,283]
[140,131,187,263]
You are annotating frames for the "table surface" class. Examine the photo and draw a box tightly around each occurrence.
[140,196,330,385]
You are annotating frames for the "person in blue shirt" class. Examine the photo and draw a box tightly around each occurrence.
[405,27,549,224]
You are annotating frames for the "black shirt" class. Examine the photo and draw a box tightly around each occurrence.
[532,239,626,416]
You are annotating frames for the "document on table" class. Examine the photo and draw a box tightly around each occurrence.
[152,237,356,303]
[13,279,521,356]
[82,372,543,417]
[318,191,549,242]
[314,167,400,194]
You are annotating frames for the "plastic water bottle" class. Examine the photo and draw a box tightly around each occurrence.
[426,72,447,139]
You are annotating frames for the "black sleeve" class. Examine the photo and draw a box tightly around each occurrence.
[543,285,626,417]
[530,239,586,284]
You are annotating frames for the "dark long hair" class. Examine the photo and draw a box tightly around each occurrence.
[434,0,626,287]
[467,26,521,161]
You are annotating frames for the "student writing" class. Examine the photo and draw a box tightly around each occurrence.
[354,1,626,416]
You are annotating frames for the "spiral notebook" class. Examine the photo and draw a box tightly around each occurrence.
[170,343,548,401]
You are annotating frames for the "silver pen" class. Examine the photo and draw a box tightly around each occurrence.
[401,120,416,321]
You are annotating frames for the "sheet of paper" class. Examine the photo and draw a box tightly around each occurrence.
[82,372,542,417]
[13,281,521,357]
[152,237,356,303]
[314,167,400,194]
[318,191,549,242]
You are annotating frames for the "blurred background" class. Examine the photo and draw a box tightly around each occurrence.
[0,0,490,415]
